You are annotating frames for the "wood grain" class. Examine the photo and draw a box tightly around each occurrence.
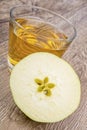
[0,0,87,130]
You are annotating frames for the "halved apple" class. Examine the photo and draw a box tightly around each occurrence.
[10,52,81,123]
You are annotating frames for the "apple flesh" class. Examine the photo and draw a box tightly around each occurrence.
[10,52,81,123]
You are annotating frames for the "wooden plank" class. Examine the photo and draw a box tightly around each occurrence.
[0,0,87,20]
[0,22,9,44]
[0,0,87,130]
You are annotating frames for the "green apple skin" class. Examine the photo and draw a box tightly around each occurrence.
[10,52,81,123]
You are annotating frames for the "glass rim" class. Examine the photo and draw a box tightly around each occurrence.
[10,5,77,42]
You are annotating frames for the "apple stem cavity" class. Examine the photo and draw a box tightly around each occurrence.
[35,77,55,96]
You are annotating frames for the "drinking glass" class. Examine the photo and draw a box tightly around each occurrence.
[8,5,76,70]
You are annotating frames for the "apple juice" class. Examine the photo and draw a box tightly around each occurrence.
[8,18,68,66]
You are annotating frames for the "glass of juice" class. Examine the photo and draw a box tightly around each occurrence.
[8,5,76,70]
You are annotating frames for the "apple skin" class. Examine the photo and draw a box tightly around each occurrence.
[10,52,81,123]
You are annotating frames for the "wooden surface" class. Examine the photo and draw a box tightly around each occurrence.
[0,0,87,130]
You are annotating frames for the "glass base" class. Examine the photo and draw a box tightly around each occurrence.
[7,58,14,71]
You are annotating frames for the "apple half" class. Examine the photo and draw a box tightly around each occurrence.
[10,52,81,123]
